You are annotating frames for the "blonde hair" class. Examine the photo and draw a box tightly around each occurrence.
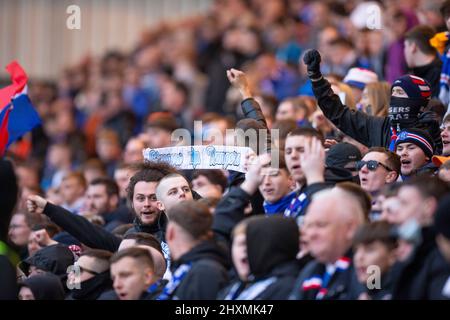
[336,82,356,110]
[364,82,390,117]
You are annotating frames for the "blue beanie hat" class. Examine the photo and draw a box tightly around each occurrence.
[394,128,435,158]
[391,75,432,100]
[389,75,432,127]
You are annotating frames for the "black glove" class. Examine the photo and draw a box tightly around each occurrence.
[303,49,322,80]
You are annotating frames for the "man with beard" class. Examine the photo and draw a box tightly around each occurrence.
[81,177,132,231]
[302,49,442,154]
[26,162,177,257]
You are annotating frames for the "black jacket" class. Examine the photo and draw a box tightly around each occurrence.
[43,203,168,252]
[350,267,399,300]
[392,227,450,300]
[44,203,122,252]
[289,254,364,300]
[212,186,252,249]
[0,160,19,299]
[409,57,442,98]
[219,260,303,300]
[218,215,304,300]
[123,214,168,244]
[169,240,229,300]
[19,273,65,300]
[0,255,18,300]
[311,77,443,154]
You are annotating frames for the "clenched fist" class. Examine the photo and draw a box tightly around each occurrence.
[226,68,252,99]
[27,195,48,215]
[302,49,323,81]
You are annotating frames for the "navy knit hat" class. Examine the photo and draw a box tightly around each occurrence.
[391,75,432,100]
[389,75,431,125]
[394,128,435,158]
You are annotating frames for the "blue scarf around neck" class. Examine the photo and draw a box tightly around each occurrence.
[263,191,297,215]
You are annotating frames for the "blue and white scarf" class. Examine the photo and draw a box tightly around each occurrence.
[263,192,297,215]
[224,277,277,300]
[284,191,309,223]
[156,262,192,300]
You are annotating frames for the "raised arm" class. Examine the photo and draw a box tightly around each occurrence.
[27,195,122,252]
[227,68,271,152]
[303,49,390,148]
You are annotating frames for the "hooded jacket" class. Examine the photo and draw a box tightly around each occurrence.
[220,216,303,300]
[165,240,229,300]
[310,77,443,154]
[21,244,75,278]
[19,273,65,300]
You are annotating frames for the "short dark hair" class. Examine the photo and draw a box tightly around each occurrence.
[111,223,134,237]
[82,249,113,261]
[256,94,278,118]
[401,176,450,201]
[328,37,354,49]
[21,212,46,229]
[31,222,60,238]
[192,170,228,193]
[126,162,178,204]
[166,200,212,240]
[287,127,324,144]
[90,177,119,197]
[367,147,401,174]
[279,97,311,117]
[272,119,298,140]
[353,221,397,250]
[201,113,235,129]
[123,232,162,253]
[405,25,437,55]
[110,247,154,270]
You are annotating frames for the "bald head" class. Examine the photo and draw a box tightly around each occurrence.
[303,188,366,264]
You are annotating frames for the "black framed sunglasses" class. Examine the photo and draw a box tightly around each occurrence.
[356,160,393,172]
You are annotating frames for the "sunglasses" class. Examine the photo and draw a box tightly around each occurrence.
[356,160,393,172]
